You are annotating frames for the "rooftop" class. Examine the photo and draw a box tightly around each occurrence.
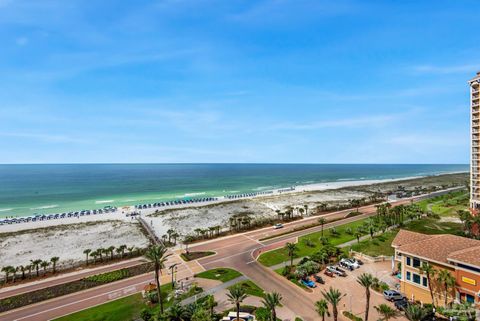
[393,230,480,267]
[470,71,480,84]
[391,229,434,248]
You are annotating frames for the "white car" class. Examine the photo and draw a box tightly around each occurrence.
[273,223,284,229]
[340,258,359,270]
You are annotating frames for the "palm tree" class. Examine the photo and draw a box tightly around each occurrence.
[18,265,26,279]
[10,266,18,283]
[40,261,50,275]
[90,250,99,264]
[167,229,175,243]
[83,249,92,266]
[261,291,282,321]
[227,284,248,321]
[419,262,436,307]
[315,299,330,321]
[437,269,456,307]
[304,204,308,216]
[50,257,60,274]
[321,287,344,321]
[127,246,135,257]
[118,244,127,257]
[26,264,33,278]
[285,242,297,268]
[1,266,13,284]
[31,259,42,277]
[203,294,217,318]
[96,248,104,262]
[167,303,186,321]
[318,218,327,237]
[375,304,398,321]
[404,305,428,321]
[172,232,180,244]
[191,307,212,321]
[144,244,171,314]
[357,273,374,321]
[107,246,115,260]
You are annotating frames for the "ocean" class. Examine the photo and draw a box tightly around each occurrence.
[0,163,469,218]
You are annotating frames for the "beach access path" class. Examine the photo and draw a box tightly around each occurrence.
[0,187,461,321]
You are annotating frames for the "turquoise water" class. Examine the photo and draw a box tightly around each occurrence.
[0,164,468,218]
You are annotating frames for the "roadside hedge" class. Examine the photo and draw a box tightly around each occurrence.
[0,262,154,313]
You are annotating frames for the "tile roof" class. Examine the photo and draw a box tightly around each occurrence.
[391,229,435,248]
[448,246,480,267]
[394,230,480,267]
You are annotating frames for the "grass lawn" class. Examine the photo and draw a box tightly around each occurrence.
[416,190,468,217]
[350,230,398,256]
[258,218,368,267]
[403,218,463,235]
[349,218,464,257]
[195,268,242,282]
[229,280,265,298]
[53,282,199,321]
[54,293,145,321]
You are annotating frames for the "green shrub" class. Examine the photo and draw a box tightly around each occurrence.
[343,311,363,321]
[85,269,130,283]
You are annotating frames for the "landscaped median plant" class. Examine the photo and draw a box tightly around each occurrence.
[343,310,363,321]
[0,262,154,313]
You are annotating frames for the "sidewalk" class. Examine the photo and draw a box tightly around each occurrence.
[180,275,247,306]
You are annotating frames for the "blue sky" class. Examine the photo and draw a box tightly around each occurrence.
[0,0,479,164]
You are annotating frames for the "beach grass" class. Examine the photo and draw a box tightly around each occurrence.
[258,218,369,267]
[350,230,397,256]
[195,268,242,282]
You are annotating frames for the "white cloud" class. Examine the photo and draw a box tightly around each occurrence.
[411,64,480,75]
[267,114,396,131]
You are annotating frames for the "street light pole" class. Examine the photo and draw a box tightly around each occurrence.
[169,263,179,289]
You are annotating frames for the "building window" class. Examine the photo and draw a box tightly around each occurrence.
[422,277,428,287]
[466,294,475,303]
[413,273,421,284]
[413,258,421,268]
[406,271,411,281]
[406,257,411,266]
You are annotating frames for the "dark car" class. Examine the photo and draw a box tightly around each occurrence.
[394,298,409,311]
[314,275,325,284]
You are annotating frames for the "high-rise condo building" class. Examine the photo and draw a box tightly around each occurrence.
[470,71,480,211]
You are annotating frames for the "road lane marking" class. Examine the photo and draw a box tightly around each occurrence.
[14,280,149,321]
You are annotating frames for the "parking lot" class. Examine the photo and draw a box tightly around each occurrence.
[307,260,407,321]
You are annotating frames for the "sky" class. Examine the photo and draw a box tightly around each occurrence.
[0,0,479,164]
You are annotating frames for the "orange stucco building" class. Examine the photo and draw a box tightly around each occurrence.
[392,230,480,307]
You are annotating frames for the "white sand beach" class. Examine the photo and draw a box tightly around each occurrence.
[0,220,149,274]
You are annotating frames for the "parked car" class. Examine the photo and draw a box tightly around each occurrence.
[383,290,405,301]
[301,278,316,288]
[339,258,357,270]
[314,275,325,284]
[273,223,284,229]
[324,269,335,277]
[330,266,347,277]
[394,298,409,311]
